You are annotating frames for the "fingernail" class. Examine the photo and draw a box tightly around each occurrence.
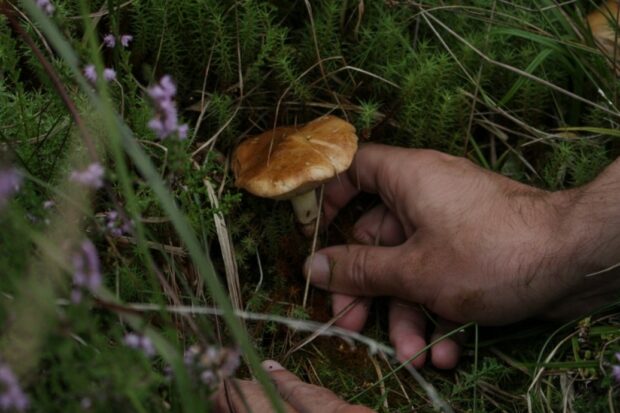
[303,253,329,286]
[261,360,284,371]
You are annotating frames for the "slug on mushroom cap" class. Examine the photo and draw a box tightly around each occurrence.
[232,115,358,232]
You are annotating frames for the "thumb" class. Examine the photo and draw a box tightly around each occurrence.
[304,244,405,298]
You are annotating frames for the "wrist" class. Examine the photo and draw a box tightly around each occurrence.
[554,168,620,276]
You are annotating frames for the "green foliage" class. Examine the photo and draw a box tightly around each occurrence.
[2,0,620,412]
[542,138,611,189]
[355,99,381,132]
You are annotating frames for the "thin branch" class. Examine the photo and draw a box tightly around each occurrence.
[1,2,99,162]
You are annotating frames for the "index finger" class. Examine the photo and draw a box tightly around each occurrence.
[322,144,416,225]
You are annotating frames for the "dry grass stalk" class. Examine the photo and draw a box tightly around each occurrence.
[368,354,389,411]
[204,178,243,312]
[114,235,188,257]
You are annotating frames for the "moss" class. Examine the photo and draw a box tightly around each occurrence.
[2,0,620,411]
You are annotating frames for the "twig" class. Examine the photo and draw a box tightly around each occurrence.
[302,184,324,308]
[114,235,188,257]
[254,249,264,294]
[101,301,396,356]
[1,2,99,162]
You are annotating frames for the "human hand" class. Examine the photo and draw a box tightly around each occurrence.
[305,144,618,369]
[214,360,374,413]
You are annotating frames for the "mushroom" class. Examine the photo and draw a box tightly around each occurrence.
[232,115,358,231]
[587,1,620,73]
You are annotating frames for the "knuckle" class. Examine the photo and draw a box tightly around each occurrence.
[411,148,445,163]
[399,247,437,304]
[281,382,309,403]
[349,247,373,292]
[415,148,468,168]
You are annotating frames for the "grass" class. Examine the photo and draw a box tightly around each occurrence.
[0,0,619,411]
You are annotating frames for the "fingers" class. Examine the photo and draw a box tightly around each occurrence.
[304,244,406,298]
[322,170,361,225]
[352,204,406,246]
[322,144,419,225]
[214,379,297,413]
[329,204,403,332]
[331,294,371,332]
[430,319,463,370]
[263,361,374,413]
[389,300,428,368]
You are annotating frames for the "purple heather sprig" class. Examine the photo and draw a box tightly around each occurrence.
[103,34,133,49]
[83,65,117,83]
[120,35,133,48]
[104,211,133,237]
[123,333,156,357]
[103,34,116,48]
[83,65,97,83]
[0,167,22,208]
[612,352,620,383]
[70,163,104,189]
[147,76,188,140]
[103,68,117,82]
[36,0,54,16]
[0,364,29,412]
[183,345,240,387]
[71,239,102,303]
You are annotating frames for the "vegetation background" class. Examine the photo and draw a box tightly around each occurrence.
[0,0,619,411]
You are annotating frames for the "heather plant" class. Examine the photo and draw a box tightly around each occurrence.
[0,0,619,412]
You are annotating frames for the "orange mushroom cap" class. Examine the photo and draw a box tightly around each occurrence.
[232,115,358,200]
[587,1,620,64]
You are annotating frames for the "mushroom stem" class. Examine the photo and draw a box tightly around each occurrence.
[290,190,318,225]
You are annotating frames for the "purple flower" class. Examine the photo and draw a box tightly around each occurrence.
[103,68,116,82]
[103,34,116,48]
[120,35,133,48]
[181,345,240,388]
[183,345,200,366]
[70,163,104,189]
[123,333,156,357]
[0,167,22,208]
[200,370,216,385]
[83,65,117,84]
[220,348,241,376]
[0,364,29,412]
[141,337,156,357]
[613,352,620,383]
[147,76,188,140]
[71,239,102,303]
[123,333,141,348]
[177,124,188,140]
[103,210,133,237]
[36,0,54,16]
[103,34,132,49]
[83,64,97,83]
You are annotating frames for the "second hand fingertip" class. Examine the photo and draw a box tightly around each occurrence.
[261,360,285,372]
